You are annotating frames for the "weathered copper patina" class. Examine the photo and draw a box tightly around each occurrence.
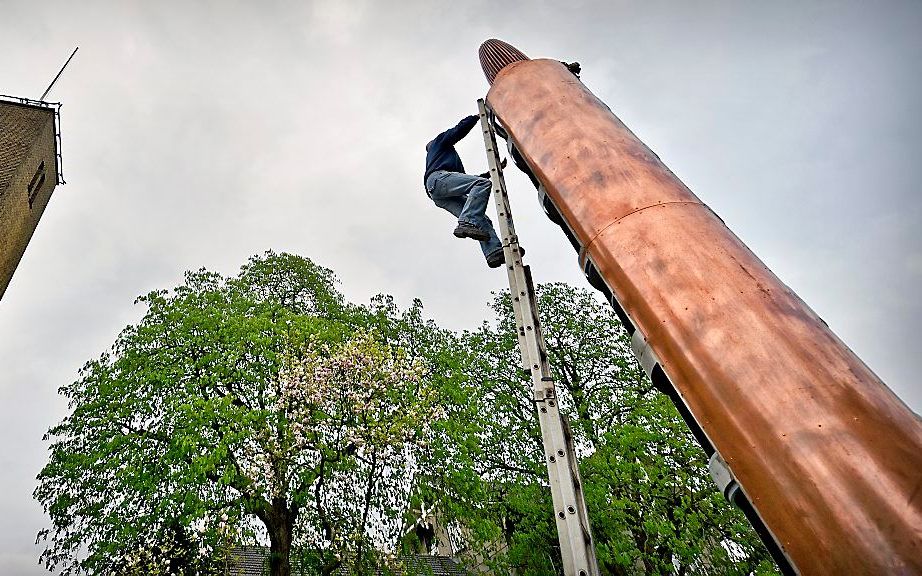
[482,42,922,575]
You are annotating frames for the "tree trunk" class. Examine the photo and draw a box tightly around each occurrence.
[266,497,294,576]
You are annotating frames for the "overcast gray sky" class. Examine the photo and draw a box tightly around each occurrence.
[1,0,920,572]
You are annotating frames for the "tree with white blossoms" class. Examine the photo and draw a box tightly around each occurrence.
[273,332,441,574]
[35,252,446,576]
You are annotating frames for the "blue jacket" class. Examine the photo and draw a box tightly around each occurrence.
[424,115,479,186]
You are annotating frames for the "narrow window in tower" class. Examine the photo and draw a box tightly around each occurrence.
[27,161,45,209]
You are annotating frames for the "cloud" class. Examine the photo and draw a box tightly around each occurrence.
[2,1,920,572]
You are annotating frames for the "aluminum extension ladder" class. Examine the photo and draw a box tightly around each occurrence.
[477,99,600,576]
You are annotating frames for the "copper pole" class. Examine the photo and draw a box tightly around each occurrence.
[479,39,922,575]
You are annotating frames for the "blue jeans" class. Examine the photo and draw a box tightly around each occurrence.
[426,170,502,259]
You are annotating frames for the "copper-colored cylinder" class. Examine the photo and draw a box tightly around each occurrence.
[485,55,922,575]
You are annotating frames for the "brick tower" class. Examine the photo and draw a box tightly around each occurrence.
[0,97,61,301]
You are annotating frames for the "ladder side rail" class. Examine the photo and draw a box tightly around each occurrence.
[524,264,599,576]
[478,100,579,572]
[561,413,599,564]
[478,101,531,371]
[477,99,600,576]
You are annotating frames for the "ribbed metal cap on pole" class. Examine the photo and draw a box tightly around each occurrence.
[478,39,529,85]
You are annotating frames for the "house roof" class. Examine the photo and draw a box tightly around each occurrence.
[228,546,470,576]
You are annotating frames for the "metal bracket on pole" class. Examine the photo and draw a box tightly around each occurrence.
[478,99,600,576]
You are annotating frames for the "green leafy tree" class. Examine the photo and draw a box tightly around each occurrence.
[422,283,778,575]
[35,252,445,576]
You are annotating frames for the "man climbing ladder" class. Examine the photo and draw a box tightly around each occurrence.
[424,114,514,268]
[476,99,600,576]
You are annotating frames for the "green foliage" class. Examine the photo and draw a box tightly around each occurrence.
[35,251,778,576]
[420,283,778,576]
[34,252,448,576]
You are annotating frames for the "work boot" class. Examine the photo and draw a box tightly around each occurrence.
[453,222,491,242]
[487,246,525,268]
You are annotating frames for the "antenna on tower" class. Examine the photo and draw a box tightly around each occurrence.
[39,46,78,102]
